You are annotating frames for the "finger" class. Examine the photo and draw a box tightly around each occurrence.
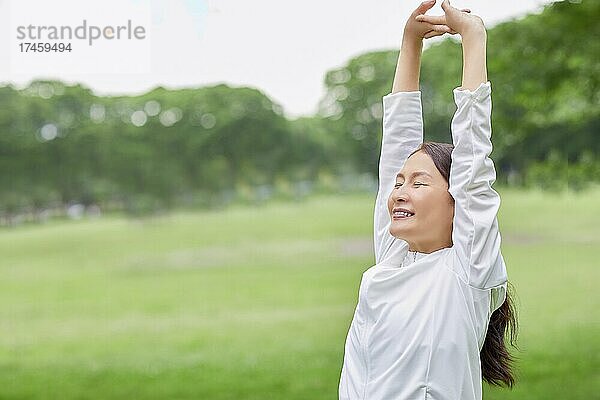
[424,22,452,33]
[441,0,456,12]
[435,24,452,33]
[414,0,436,15]
[415,14,446,25]
[444,24,458,34]
[423,30,444,39]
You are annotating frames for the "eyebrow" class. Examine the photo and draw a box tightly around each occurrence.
[396,171,433,180]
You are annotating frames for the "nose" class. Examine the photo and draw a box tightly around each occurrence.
[391,186,408,202]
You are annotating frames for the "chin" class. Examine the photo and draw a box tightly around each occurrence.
[389,226,412,241]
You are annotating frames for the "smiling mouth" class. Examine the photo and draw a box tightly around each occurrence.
[392,210,415,220]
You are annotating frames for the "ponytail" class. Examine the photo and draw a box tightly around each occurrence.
[480,283,519,387]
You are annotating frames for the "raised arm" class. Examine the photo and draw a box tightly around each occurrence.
[433,0,507,288]
[375,1,456,265]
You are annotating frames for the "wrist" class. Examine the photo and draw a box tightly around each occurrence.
[401,35,423,54]
[402,29,424,45]
[461,25,487,42]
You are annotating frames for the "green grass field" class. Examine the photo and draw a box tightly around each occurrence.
[1,188,599,399]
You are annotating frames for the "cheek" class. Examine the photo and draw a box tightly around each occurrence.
[440,196,455,222]
[412,191,431,213]
[416,192,451,219]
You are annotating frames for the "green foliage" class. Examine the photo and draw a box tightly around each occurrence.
[525,150,600,191]
[0,81,328,218]
[318,51,397,174]
[486,0,600,174]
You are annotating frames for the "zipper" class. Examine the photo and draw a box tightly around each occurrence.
[403,251,417,267]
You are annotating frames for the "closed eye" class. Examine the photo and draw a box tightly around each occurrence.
[395,182,428,188]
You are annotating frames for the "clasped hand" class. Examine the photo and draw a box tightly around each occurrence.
[404,0,485,40]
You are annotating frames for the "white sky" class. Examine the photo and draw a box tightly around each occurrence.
[0,0,554,118]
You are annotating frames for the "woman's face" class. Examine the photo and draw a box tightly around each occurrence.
[387,151,455,252]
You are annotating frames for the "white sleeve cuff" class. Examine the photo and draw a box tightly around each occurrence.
[382,90,421,103]
[452,81,491,104]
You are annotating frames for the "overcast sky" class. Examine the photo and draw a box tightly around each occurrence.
[1,0,555,118]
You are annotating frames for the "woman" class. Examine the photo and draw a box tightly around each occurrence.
[338,1,517,399]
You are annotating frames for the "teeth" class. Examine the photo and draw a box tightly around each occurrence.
[393,211,414,217]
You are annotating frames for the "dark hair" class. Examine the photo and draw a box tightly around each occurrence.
[410,141,519,388]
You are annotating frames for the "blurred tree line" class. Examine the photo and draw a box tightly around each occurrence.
[1,0,598,224]
[0,82,330,223]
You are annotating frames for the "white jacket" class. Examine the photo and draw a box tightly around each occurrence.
[338,81,508,400]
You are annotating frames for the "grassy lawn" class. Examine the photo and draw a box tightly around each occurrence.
[1,188,598,399]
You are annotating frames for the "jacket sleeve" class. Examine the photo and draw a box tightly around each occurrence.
[374,91,423,265]
[448,81,508,290]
